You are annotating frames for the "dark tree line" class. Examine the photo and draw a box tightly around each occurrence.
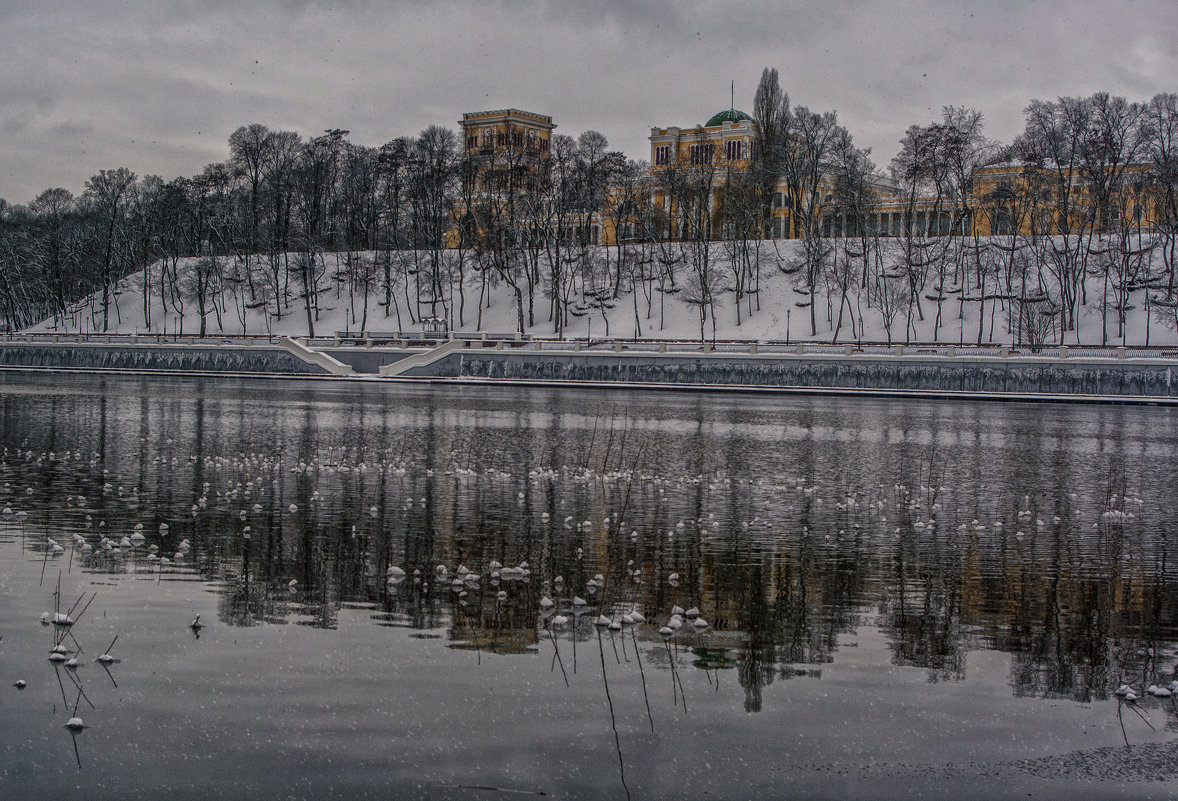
[0,121,638,337]
[737,76,1178,347]
[1,84,1176,347]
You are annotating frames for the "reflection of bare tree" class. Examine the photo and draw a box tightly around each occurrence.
[8,376,1178,720]
[1005,568,1113,703]
[216,575,279,627]
[734,563,776,713]
[880,528,966,683]
[997,486,1164,703]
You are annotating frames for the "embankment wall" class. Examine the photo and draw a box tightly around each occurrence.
[408,350,1177,398]
[1,341,1174,399]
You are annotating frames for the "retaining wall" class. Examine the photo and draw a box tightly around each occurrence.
[408,350,1178,398]
[2,341,1175,399]
[323,348,412,373]
[0,343,328,374]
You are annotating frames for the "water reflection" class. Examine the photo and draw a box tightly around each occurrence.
[3,372,1178,723]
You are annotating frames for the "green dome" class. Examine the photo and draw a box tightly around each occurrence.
[705,109,753,127]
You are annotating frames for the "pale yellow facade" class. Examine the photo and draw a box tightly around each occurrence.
[449,107,1166,247]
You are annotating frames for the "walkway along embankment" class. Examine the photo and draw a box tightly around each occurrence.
[1,333,1176,403]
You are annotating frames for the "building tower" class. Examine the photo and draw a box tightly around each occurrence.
[459,109,555,194]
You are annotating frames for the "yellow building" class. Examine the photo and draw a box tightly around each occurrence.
[449,107,1165,248]
[649,108,757,170]
[970,161,1159,237]
[451,109,556,248]
[639,107,891,243]
[459,108,554,193]
[637,108,1164,243]
[643,108,765,241]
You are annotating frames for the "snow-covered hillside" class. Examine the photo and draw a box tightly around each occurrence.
[28,237,1178,348]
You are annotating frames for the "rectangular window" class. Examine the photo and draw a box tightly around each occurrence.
[689,143,714,165]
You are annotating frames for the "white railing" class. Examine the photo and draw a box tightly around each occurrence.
[279,337,353,375]
[6,331,1177,362]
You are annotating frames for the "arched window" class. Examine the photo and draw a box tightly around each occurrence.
[993,206,1013,236]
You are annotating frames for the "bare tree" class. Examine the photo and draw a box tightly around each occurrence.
[83,167,137,331]
[376,137,412,324]
[782,105,842,335]
[540,133,579,335]
[573,130,625,299]
[829,128,876,342]
[752,67,789,240]
[1145,93,1178,297]
[890,121,956,341]
[229,123,273,301]
[1014,96,1101,341]
[261,129,302,323]
[28,188,77,326]
[671,142,721,342]
[293,129,349,336]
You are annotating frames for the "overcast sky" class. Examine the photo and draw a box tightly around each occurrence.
[1,0,1174,206]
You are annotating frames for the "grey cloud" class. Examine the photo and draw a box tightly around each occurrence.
[0,0,1174,204]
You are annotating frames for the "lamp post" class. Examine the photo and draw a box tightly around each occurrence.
[786,309,791,345]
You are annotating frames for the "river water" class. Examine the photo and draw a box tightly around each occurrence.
[1,373,1177,799]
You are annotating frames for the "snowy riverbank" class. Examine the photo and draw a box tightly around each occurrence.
[27,237,1178,350]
